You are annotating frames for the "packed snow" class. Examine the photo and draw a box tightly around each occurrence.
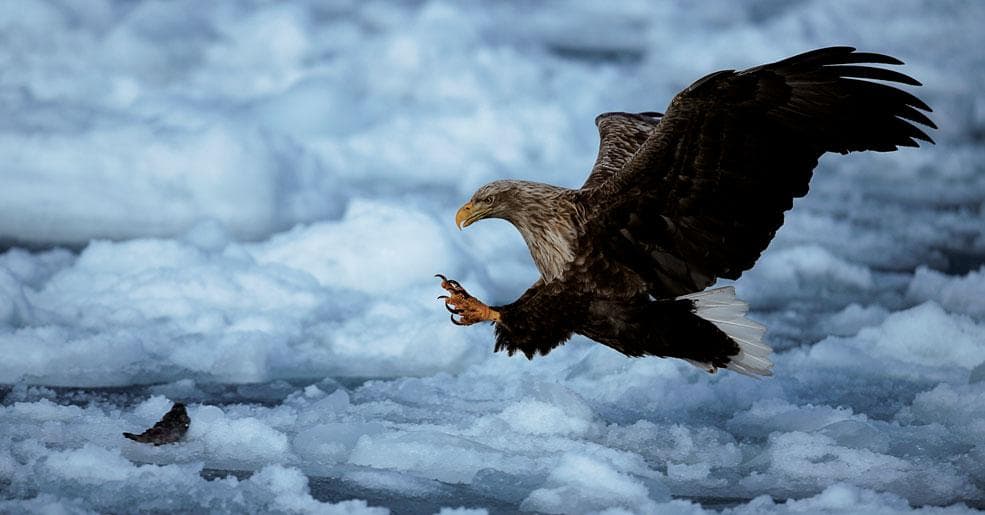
[2,0,985,513]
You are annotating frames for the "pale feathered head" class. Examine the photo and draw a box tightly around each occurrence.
[455,180,564,229]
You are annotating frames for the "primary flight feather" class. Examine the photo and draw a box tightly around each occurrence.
[436,47,935,376]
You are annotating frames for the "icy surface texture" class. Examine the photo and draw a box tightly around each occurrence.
[1,0,985,513]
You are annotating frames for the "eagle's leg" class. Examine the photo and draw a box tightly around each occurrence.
[435,274,501,325]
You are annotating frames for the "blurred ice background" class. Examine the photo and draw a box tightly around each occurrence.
[1,0,984,513]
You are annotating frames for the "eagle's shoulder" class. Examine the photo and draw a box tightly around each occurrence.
[582,112,663,191]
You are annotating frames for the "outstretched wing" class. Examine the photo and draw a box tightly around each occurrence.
[581,112,663,190]
[585,47,936,296]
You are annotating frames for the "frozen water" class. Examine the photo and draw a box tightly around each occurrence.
[2,0,985,513]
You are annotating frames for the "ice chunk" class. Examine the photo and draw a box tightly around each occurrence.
[496,398,593,436]
[0,123,344,245]
[45,444,136,483]
[185,405,291,467]
[520,453,669,514]
[349,430,534,484]
[742,431,979,505]
[819,303,891,337]
[249,200,458,294]
[728,483,970,514]
[849,303,985,370]
[294,422,385,464]
[247,465,389,515]
[907,266,985,318]
[435,508,489,515]
[737,245,874,307]
[902,383,985,445]
[728,399,858,438]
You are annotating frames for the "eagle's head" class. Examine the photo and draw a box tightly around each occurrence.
[455,179,578,281]
[455,180,564,229]
[456,180,516,229]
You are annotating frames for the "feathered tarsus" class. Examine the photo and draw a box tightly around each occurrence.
[438,47,935,376]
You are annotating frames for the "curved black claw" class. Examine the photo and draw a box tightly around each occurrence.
[436,274,467,293]
[450,314,465,326]
[437,295,463,314]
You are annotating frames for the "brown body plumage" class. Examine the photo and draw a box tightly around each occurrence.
[440,47,935,375]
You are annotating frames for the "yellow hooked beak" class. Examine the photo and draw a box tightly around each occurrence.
[455,201,486,230]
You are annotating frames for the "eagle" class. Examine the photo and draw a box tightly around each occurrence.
[435,47,935,376]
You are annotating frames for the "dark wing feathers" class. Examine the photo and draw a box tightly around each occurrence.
[824,65,921,86]
[493,280,584,358]
[584,47,935,296]
[581,112,662,190]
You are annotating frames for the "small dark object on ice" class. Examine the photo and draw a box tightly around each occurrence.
[123,402,190,446]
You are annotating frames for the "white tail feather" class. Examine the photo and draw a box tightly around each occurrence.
[678,286,773,377]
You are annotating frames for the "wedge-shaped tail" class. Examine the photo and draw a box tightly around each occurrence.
[680,286,772,376]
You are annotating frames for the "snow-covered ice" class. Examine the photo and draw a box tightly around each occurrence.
[2,0,985,513]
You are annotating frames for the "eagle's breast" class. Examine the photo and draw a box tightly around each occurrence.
[511,194,582,283]
[523,222,577,282]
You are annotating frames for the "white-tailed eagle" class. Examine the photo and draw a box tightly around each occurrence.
[436,47,935,376]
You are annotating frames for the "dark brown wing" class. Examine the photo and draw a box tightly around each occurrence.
[581,112,663,190]
[585,47,936,296]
